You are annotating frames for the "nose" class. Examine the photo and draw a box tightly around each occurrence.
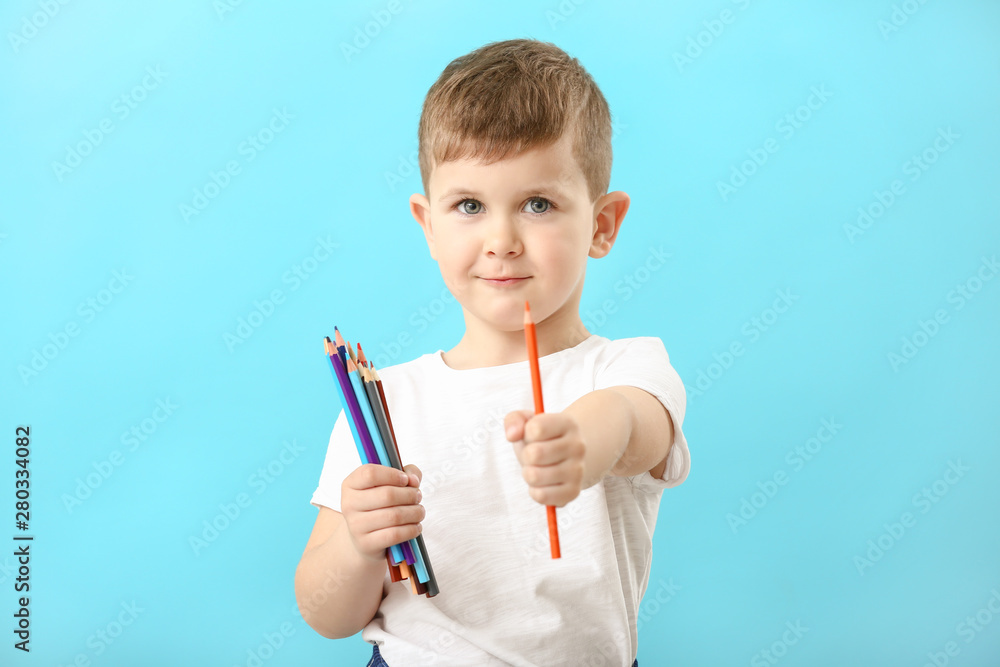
[483,217,522,258]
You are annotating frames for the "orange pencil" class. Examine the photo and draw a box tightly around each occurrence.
[524,301,561,559]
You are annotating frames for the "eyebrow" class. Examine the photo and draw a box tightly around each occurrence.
[437,185,569,202]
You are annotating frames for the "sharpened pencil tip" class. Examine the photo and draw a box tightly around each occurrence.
[524,300,532,325]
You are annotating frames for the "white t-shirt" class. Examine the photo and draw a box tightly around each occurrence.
[310,334,690,667]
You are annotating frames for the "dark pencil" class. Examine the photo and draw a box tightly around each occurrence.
[371,363,440,598]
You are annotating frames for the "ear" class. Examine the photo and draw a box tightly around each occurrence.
[410,192,436,261]
[589,191,630,259]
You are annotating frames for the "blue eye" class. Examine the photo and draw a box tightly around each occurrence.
[456,199,483,215]
[524,197,552,214]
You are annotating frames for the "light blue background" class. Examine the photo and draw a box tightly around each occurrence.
[2,1,999,665]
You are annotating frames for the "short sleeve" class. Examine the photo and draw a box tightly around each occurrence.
[594,337,690,492]
[309,410,363,512]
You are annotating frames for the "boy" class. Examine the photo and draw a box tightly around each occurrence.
[295,38,690,666]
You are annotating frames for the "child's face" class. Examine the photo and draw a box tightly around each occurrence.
[410,130,627,337]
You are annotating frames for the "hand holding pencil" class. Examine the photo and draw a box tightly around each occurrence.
[503,301,577,559]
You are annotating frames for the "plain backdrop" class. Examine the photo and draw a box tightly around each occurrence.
[2,1,999,665]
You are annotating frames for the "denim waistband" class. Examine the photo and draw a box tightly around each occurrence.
[367,642,639,666]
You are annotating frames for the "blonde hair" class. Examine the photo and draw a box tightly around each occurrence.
[416,38,612,203]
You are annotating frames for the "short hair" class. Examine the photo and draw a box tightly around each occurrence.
[416,38,612,203]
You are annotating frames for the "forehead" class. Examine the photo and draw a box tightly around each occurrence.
[429,132,586,202]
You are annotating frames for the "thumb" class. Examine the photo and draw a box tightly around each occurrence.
[402,463,421,487]
[504,410,533,442]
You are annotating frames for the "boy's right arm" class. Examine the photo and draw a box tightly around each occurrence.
[294,507,387,639]
[294,463,424,640]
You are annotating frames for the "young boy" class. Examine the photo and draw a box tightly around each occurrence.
[295,38,690,666]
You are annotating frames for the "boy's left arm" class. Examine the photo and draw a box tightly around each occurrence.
[506,386,676,506]
[566,386,675,488]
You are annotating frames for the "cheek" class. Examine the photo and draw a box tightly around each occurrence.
[537,229,585,265]
[436,233,477,271]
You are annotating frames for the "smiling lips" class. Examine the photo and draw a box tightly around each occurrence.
[481,276,528,287]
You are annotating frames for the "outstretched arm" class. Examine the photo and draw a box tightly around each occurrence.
[505,386,676,506]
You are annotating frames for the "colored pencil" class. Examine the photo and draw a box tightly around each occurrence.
[363,360,440,597]
[357,357,433,586]
[331,332,406,565]
[324,337,406,569]
[352,357,426,574]
[345,349,408,566]
[324,338,402,579]
[324,329,439,596]
[524,301,561,559]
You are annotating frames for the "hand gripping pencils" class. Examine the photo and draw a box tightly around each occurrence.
[323,330,438,597]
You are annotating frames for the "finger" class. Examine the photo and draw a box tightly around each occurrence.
[353,521,425,559]
[522,457,584,489]
[363,522,424,550]
[510,436,526,466]
[347,463,410,491]
[523,413,568,444]
[345,481,421,513]
[522,435,584,467]
[527,482,579,508]
[352,503,426,535]
[504,410,532,441]
[403,463,422,487]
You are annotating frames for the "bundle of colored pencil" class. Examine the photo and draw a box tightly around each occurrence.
[323,327,439,597]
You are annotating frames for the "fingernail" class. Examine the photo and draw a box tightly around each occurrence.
[399,471,409,485]
[415,489,422,502]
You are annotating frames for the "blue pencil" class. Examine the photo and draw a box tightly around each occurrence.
[324,337,405,566]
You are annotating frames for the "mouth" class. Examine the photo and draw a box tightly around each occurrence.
[480,276,529,287]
